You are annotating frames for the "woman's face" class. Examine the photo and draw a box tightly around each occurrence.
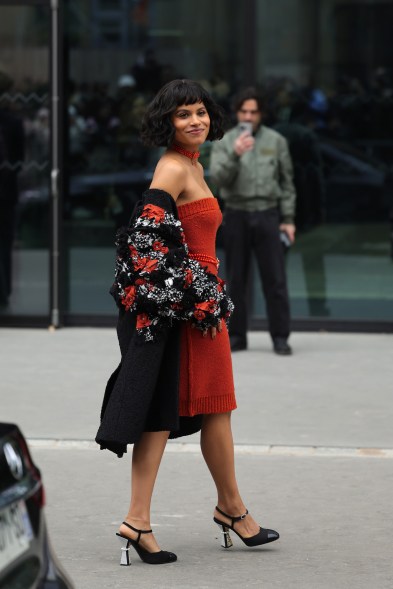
[171,101,210,148]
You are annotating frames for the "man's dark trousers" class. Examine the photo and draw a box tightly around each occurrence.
[224,206,290,342]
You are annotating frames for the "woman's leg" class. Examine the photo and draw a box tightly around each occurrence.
[120,430,169,552]
[200,412,260,537]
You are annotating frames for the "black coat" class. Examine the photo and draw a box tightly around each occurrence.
[96,307,203,457]
[95,189,229,457]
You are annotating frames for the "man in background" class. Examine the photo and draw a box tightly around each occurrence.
[210,87,296,355]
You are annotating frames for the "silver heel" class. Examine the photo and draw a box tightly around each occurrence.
[117,535,131,566]
[217,524,233,548]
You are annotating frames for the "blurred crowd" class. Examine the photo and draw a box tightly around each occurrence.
[60,62,392,234]
[64,59,393,176]
[1,60,393,310]
[2,59,393,223]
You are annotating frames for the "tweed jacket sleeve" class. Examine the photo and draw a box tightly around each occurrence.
[110,188,234,342]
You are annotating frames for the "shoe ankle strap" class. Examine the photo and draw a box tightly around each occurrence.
[122,521,152,544]
[215,506,249,527]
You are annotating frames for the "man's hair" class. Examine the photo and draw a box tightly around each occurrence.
[233,87,265,113]
[140,79,226,147]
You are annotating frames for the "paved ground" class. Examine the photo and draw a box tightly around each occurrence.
[1,328,393,588]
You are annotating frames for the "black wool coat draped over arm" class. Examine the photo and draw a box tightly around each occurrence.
[95,188,234,457]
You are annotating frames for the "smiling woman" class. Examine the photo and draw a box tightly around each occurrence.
[140,79,226,207]
[95,79,280,568]
[140,79,225,148]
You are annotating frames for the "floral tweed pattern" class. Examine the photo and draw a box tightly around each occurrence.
[110,201,234,342]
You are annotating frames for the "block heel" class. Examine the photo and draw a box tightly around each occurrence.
[215,523,234,548]
[117,535,131,565]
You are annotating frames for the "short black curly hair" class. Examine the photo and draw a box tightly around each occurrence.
[140,79,226,147]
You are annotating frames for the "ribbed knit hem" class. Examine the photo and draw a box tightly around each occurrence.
[179,393,237,417]
[177,197,219,220]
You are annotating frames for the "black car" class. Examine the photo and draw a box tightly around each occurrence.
[0,423,74,589]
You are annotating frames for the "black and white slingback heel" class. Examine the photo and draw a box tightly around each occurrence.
[214,506,279,548]
[116,521,177,565]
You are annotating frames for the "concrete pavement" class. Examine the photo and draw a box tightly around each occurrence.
[1,328,393,588]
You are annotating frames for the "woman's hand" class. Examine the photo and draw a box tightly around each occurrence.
[192,320,223,339]
[204,320,223,339]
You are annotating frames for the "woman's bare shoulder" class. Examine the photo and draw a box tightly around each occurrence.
[197,161,205,176]
[150,155,187,202]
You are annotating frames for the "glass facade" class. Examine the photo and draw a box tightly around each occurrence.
[0,2,51,320]
[253,0,393,323]
[1,0,392,328]
[63,0,246,316]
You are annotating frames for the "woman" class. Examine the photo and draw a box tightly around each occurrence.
[96,79,279,565]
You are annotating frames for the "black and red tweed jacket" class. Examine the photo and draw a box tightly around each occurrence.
[96,189,233,457]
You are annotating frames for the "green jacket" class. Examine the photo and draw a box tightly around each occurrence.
[210,125,296,223]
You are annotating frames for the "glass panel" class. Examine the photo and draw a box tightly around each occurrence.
[65,0,245,315]
[65,0,393,324]
[0,4,50,318]
[252,0,393,322]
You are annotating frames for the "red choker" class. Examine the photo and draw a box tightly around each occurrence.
[172,143,200,164]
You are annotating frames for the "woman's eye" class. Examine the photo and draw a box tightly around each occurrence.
[198,110,207,116]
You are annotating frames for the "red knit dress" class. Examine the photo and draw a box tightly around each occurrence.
[177,197,237,417]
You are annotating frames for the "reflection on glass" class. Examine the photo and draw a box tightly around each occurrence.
[65,0,244,314]
[0,71,25,308]
[0,6,50,317]
[250,0,393,321]
[65,0,393,322]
